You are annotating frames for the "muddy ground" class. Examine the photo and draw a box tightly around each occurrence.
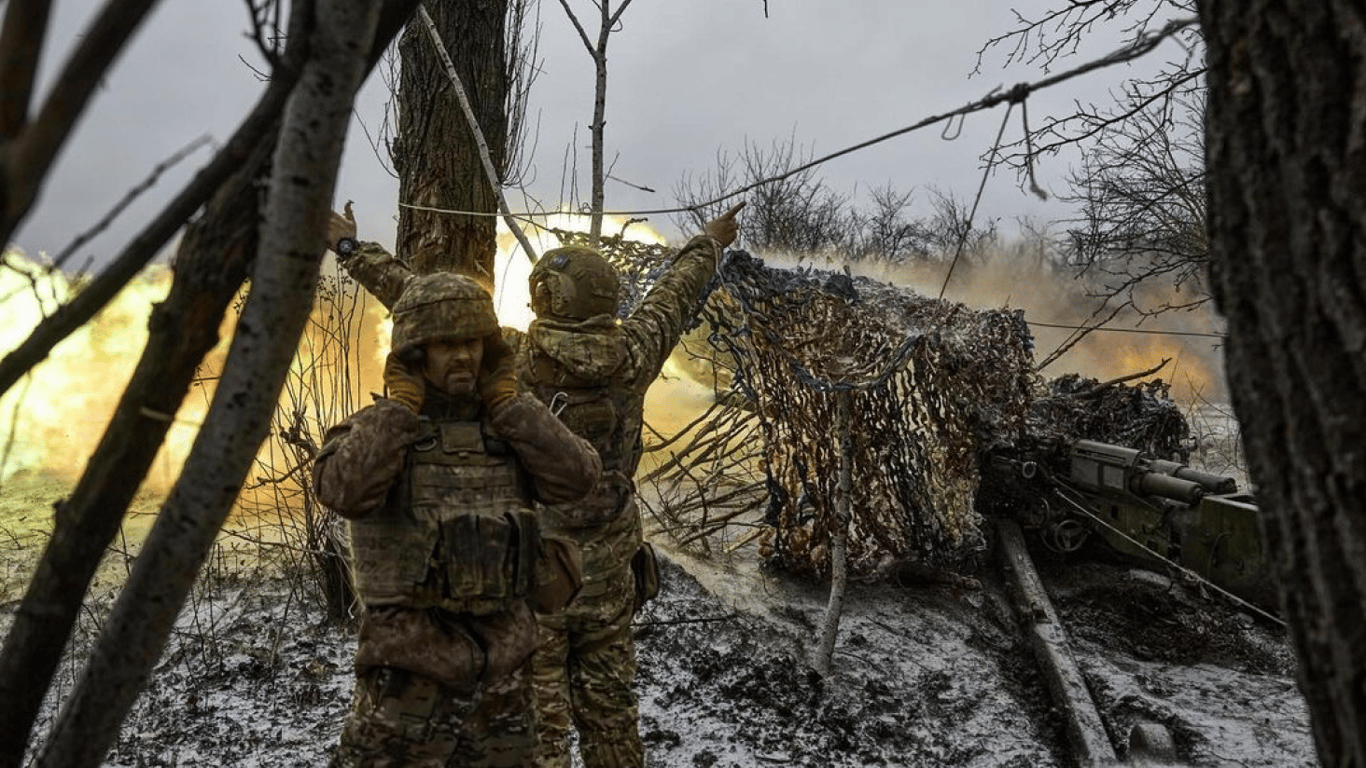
[1,483,1313,767]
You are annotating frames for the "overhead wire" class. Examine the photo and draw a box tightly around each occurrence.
[396,16,1199,221]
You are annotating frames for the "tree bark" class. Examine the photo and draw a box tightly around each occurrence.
[1199,1,1366,764]
[31,0,383,764]
[0,4,419,764]
[416,5,538,263]
[394,0,509,283]
[0,0,53,140]
[0,36,298,768]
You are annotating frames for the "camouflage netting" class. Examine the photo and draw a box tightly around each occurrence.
[550,233,1191,582]
[701,252,1036,578]
[1028,373,1190,461]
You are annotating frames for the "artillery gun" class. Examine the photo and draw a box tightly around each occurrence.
[988,438,1275,613]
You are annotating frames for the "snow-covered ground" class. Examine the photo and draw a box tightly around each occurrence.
[1,469,1314,767]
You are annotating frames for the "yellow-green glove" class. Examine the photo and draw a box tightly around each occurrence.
[383,350,425,413]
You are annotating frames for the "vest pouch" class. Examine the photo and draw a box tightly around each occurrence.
[442,511,512,605]
[441,509,540,608]
[534,536,584,614]
[631,541,661,612]
[348,513,438,605]
[559,394,618,447]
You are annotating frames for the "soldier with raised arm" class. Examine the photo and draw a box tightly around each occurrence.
[520,203,744,768]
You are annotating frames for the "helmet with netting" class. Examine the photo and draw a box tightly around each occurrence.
[529,246,621,320]
[391,272,498,350]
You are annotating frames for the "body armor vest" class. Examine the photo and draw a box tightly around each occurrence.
[527,347,637,526]
[350,418,539,614]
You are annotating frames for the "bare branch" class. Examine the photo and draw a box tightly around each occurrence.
[554,0,596,55]
[0,0,164,246]
[52,135,212,270]
[607,0,635,29]
[0,0,53,140]
[0,47,303,400]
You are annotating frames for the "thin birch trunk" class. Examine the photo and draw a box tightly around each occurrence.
[32,2,382,765]
[815,389,853,675]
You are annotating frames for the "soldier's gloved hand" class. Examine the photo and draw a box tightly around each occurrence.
[383,349,425,414]
[326,201,358,255]
[478,331,518,411]
[703,201,746,248]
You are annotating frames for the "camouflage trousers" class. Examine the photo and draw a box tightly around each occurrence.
[531,574,642,768]
[329,663,538,768]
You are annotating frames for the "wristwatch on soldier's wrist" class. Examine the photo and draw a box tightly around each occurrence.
[335,237,359,257]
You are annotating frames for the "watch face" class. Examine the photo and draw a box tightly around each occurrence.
[337,237,358,256]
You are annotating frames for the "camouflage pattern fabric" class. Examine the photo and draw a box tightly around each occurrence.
[339,240,413,308]
[329,662,537,768]
[532,583,639,768]
[314,394,601,524]
[314,318,603,766]
[523,234,722,768]
[391,272,500,349]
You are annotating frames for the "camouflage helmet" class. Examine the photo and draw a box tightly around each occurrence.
[528,246,620,320]
[391,272,498,350]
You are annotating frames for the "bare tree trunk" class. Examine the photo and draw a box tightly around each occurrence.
[554,0,635,245]
[0,4,419,764]
[587,2,609,243]
[31,1,383,765]
[1199,2,1366,764]
[0,33,304,768]
[0,131,266,768]
[416,4,538,263]
[815,391,853,675]
[394,0,509,282]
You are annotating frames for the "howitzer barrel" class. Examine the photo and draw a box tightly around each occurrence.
[1147,459,1238,494]
[1070,439,1233,504]
[1131,471,1204,505]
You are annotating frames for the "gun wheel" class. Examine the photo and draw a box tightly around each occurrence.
[1043,518,1090,553]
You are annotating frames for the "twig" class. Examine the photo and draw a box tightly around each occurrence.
[633,614,738,628]
[53,135,211,270]
[1081,357,1171,395]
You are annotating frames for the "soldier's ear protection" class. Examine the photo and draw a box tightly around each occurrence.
[529,253,571,318]
[397,344,426,369]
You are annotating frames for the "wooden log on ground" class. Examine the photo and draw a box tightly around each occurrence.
[997,518,1119,767]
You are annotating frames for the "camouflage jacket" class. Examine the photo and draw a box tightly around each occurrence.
[312,393,601,687]
[515,234,720,580]
[313,394,601,521]
[334,235,719,575]
[338,240,412,309]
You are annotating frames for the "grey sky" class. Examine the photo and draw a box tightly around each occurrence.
[13,0,1187,265]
